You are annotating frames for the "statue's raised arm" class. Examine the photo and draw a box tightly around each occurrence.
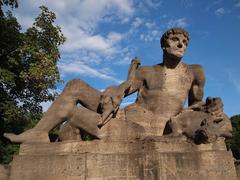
[99,58,141,127]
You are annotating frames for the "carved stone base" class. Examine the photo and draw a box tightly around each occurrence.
[9,137,237,180]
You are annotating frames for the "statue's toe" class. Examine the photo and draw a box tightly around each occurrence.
[4,131,50,143]
[4,133,20,142]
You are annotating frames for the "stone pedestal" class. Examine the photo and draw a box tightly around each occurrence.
[9,137,237,180]
[0,165,10,180]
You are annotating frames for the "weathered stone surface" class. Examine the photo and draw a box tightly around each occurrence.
[4,28,236,180]
[235,160,240,180]
[4,29,232,145]
[9,137,237,180]
[0,165,10,180]
[168,110,232,144]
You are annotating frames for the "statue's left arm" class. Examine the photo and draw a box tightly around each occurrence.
[187,64,232,140]
[188,64,224,116]
[188,64,205,107]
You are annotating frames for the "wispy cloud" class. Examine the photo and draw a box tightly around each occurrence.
[140,30,161,42]
[14,0,136,81]
[58,61,122,83]
[62,30,124,55]
[181,0,193,8]
[135,0,162,10]
[145,22,155,29]
[125,17,145,38]
[167,18,188,28]
[15,14,34,30]
[214,8,230,16]
[215,8,225,16]
[131,17,144,28]
[15,0,134,59]
[226,70,240,93]
[145,0,163,8]
[205,0,223,11]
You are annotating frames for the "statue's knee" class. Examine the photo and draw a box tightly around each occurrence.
[64,79,86,92]
[66,79,84,87]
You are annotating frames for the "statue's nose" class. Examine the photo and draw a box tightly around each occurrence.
[177,43,183,48]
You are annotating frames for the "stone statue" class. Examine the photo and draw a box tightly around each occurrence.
[4,28,232,144]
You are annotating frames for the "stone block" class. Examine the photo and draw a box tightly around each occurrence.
[9,137,238,180]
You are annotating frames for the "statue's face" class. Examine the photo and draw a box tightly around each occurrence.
[164,33,188,59]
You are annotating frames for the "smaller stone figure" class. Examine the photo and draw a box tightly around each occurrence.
[166,97,232,143]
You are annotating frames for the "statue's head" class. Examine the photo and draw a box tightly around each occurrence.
[160,28,190,59]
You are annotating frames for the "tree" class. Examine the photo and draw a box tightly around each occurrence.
[0,3,65,164]
[226,114,240,159]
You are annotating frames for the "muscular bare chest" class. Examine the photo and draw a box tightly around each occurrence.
[142,65,193,93]
[136,65,193,115]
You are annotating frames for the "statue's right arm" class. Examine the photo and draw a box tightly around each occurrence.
[99,65,143,124]
[124,67,143,97]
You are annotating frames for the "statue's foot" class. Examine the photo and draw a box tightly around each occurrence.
[4,129,49,143]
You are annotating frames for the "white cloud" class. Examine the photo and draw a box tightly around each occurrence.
[140,30,161,42]
[58,61,122,83]
[131,17,144,28]
[180,0,193,8]
[145,22,155,29]
[145,0,163,8]
[214,8,231,16]
[15,0,134,56]
[215,8,225,16]
[121,17,130,24]
[15,14,34,30]
[135,0,162,10]
[117,56,132,65]
[205,0,223,11]
[160,14,167,19]
[114,47,137,65]
[125,17,145,37]
[62,28,124,55]
[167,18,188,28]
[41,101,52,112]
[61,51,102,65]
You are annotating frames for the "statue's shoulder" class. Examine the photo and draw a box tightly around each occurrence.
[136,65,156,74]
[186,64,205,82]
[187,64,204,70]
[138,64,164,71]
[135,64,165,79]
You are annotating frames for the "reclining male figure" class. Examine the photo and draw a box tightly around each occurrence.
[4,28,229,143]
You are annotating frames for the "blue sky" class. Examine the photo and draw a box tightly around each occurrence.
[8,0,240,117]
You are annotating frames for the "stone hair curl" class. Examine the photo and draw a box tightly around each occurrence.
[160,28,190,48]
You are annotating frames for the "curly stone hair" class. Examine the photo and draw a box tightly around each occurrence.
[160,28,190,48]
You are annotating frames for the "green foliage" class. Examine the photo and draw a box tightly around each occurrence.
[226,114,240,159]
[0,4,65,164]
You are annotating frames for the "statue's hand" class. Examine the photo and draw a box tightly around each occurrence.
[99,86,124,125]
[188,101,205,111]
[205,97,224,117]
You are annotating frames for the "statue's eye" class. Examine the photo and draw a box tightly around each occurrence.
[183,39,188,45]
[171,37,178,41]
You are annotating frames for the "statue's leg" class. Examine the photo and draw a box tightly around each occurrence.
[68,107,102,138]
[4,79,102,143]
